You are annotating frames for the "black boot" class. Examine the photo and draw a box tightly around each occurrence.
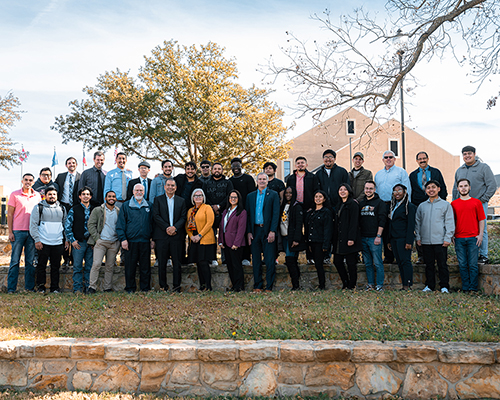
[285,256,300,290]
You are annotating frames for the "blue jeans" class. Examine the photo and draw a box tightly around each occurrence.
[282,236,297,257]
[455,237,479,291]
[362,237,384,286]
[72,239,93,292]
[480,202,488,258]
[8,230,35,292]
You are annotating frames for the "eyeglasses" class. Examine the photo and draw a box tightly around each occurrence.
[193,194,204,198]
[229,196,238,199]
[384,156,394,159]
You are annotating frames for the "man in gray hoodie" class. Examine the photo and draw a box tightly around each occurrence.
[416,180,455,293]
[452,145,496,265]
[29,187,69,293]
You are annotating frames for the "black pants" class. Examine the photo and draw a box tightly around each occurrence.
[36,243,64,292]
[189,242,213,290]
[334,252,358,289]
[391,238,413,287]
[156,238,183,291]
[124,241,151,293]
[423,244,449,290]
[310,243,326,289]
[383,201,394,262]
[224,247,244,291]
[60,202,73,265]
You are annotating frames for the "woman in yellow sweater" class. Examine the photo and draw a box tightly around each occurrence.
[186,189,216,291]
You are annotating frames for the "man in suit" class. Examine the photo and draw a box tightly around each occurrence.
[152,178,187,292]
[78,151,106,207]
[246,172,280,292]
[55,157,81,267]
[127,161,152,201]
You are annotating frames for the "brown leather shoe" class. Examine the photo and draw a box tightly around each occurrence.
[252,289,263,293]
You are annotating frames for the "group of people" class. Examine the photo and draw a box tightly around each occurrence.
[6,144,495,294]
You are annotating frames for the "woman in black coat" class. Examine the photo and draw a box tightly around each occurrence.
[306,190,333,290]
[333,183,362,290]
[279,186,306,290]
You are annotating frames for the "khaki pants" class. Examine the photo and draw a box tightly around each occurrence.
[89,239,120,290]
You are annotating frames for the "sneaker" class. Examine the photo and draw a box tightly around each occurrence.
[242,259,251,266]
[87,288,96,294]
[323,257,331,265]
[154,259,159,267]
[307,259,315,265]
[441,287,450,294]
[417,257,425,264]
[375,285,384,292]
[210,260,219,267]
[365,284,374,291]
[478,255,489,265]
[167,259,173,267]
[422,286,432,292]
[51,289,61,294]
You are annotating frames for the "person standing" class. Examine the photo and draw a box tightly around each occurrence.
[264,161,286,200]
[7,173,42,293]
[452,145,496,265]
[186,189,216,291]
[333,184,362,290]
[198,160,212,185]
[78,151,106,207]
[374,150,411,263]
[359,180,387,291]
[451,178,486,292]
[116,184,154,293]
[416,180,455,293]
[175,161,203,206]
[149,160,174,200]
[153,178,187,292]
[29,187,69,293]
[64,187,94,293]
[306,190,333,290]
[33,167,59,199]
[349,152,373,201]
[127,161,152,201]
[219,190,248,292]
[316,149,349,207]
[246,173,280,292]
[104,152,133,204]
[87,191,120,293]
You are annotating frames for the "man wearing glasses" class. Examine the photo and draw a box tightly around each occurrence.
[33,167,59,199]
[375,150,411,263]
[7,174,42,293]
[198,160,212,185]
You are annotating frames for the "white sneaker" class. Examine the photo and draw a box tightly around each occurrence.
[422,286,432,292]
[441,287,450,294]
[210,260,219,267]
[167,259,173,267]
[242,259,251,266]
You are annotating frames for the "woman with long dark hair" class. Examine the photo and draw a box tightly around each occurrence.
[279,186,306,290]
[218,190,247,292]
[333,183,362,290]
[305,190,333,290]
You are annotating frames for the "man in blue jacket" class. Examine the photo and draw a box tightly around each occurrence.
[116,183,154,293]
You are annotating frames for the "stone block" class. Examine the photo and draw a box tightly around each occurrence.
[396,345,437,363]
[456,365,500,398]
[19,344,34,358]
[77,361,108,371]
[240,363,277,397]
[72,372,92,390]
[35,343,71,358]
[356,364,402,395]
[140,362,171,392]
[0,361,27,386]
[314,343,351,362]
[301,387,338,397]
[170,344,197,361]
[437,364,475,383]
[280,343,315,363]
[439,344,495,364]
[278,364,303,385]
[71,343,105,359]
[43,361,74,374]
[0,343,17,359]
[32,374,68,390]
[402,365,448,399]
[352,343,395,363]
[202,363,238,386]
[28,361,43,379]
[198,345,238,361]
[239,362,252,377]
[277,384,301,397]
[239,343,278,361]
[170,362,200,385]
[140,345,170,361]
[91,364,140,392]
[304,363,355,390]
[104,344,140,361]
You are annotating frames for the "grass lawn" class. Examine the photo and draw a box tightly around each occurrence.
[1,289,499,342]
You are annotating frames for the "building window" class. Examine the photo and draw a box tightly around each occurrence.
[284,161,291,178]
[389,140,399,157]
[346,120,355,135]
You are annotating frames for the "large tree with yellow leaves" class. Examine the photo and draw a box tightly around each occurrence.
[53,40,289,173]
[0,92,24,169]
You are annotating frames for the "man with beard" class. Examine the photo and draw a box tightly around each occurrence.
[104,152,133,203]
[202,162,234,266]
[198,160,212,185]
[452,178,486,292]
[78,151,106,207]
[316,149,349,207]
[29,187,69,293]
[264,162,285,200]
[33,167,59,199]
[149,160,174,200]
[349,152,373,201]
[117,184,154,293]
[87,191,121,293]
[175,161,203,206]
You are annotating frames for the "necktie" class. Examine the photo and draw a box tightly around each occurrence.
[142,179,147,199]
[69,174,74,206]
[121,171,127,201]
[422,169,427,188]
[97,169,103,204]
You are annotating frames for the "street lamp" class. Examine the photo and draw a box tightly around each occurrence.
[393,28,407,170]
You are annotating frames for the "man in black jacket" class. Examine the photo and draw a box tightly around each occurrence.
[175,161,203,207]
[316,149,349,207]
[127,161,152,201]
[286,156,320,212]
[359,181,387,291]
[153,178,187,292]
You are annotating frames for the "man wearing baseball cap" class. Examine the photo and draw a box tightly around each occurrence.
[349,152,373,201]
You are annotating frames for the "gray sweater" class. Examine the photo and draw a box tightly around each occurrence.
[415,197,455,245]
[452,157,497,203]
[29,200,67,245]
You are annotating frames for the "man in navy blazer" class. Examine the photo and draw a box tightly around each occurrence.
[409,152,448,206]
[246,173,280,292]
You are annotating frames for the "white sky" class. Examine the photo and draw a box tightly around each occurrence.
[1,0,499,195]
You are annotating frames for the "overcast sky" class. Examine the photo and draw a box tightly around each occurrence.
[1,0,498,194]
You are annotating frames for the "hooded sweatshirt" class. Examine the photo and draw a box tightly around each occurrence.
[29,200,66,245]
[452,157,496,203]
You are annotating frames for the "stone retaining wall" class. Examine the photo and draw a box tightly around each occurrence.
[0,339,499,398]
